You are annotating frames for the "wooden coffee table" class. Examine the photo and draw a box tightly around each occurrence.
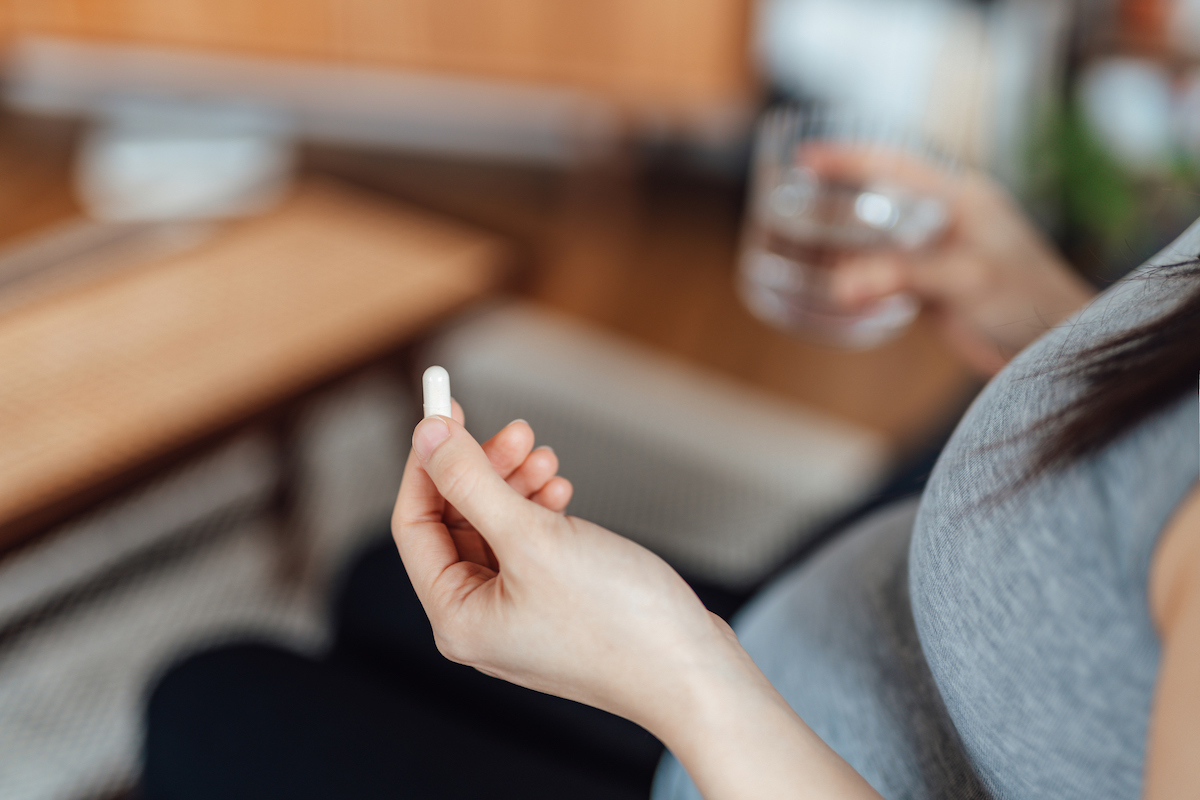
[0,179,507,551]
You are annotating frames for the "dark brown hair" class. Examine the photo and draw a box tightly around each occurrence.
[1032,262,1200,476]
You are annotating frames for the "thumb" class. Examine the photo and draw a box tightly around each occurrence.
[412,416,529,543]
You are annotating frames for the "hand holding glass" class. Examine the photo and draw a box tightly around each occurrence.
[739,109,951,349]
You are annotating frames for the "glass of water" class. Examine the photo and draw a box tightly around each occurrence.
[738,108,954,349]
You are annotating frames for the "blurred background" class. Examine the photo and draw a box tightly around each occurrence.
[0,1,1197,798]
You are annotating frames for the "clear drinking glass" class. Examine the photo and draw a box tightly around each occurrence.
[738,108,953,349]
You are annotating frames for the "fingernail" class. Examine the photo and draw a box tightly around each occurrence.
[413,417,451,460]
[535,445,554,455]
[507,418,528,427]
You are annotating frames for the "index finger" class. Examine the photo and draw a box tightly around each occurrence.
[797,142,956,195]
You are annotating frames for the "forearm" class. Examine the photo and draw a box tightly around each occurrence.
[648,641,883,800]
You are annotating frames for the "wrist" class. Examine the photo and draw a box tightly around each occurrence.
[640,625,785,755]
[642,626,882,800]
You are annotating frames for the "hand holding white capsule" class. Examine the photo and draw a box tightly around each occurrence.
[411,369,574,534]
[422,365,452,419]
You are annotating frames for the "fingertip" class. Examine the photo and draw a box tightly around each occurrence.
[505,418,533,439]
[533,476,573,513]
[451,398,465,425]
[530,444,558,473]
[484,419,535,475]
[413,416,452,461]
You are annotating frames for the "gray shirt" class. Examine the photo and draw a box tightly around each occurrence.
[654,221,1200,799]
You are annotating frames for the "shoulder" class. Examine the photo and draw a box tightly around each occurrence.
[1144,481,1200,799]
[1151,481,1200,635]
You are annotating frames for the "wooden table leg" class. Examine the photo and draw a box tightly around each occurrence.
[266,403,308,587]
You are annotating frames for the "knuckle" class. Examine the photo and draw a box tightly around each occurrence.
[436,453,480,504]
[432,632,466,664]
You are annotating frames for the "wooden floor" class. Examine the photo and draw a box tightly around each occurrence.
[0,112,977,454]
[308,145,978,451]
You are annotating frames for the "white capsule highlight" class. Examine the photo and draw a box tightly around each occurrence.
[422,365,452,419]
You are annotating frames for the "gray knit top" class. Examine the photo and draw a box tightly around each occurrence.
[911,226,1200,797]
[654,221,1200,800]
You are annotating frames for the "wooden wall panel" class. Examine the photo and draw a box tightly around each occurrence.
[7,0,336,58]
[1,0,754,109]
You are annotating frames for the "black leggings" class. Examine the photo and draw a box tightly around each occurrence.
[140,430,946,800]
[141,532,739,800]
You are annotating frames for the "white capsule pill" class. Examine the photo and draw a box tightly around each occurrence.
[422,365,452,419]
